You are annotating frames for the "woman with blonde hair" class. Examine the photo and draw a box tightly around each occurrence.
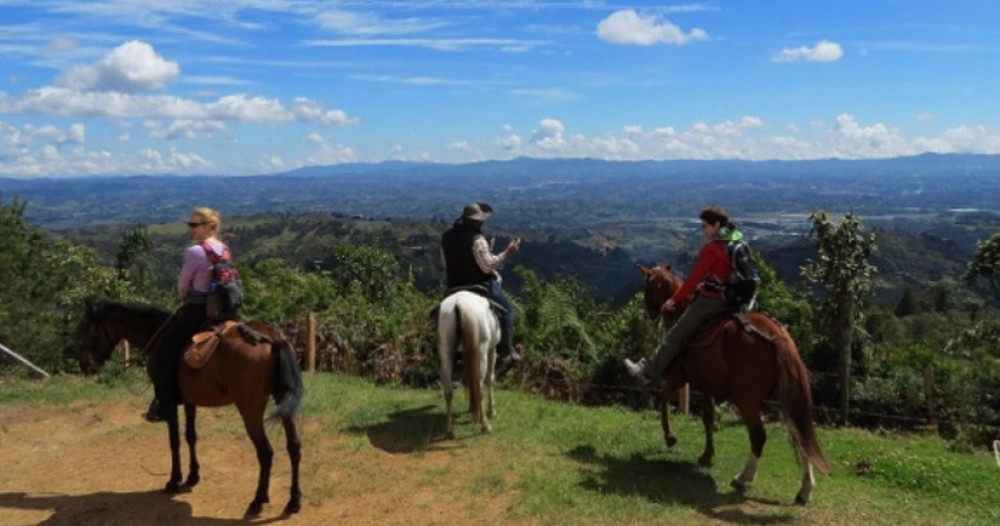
[145,207,237,422]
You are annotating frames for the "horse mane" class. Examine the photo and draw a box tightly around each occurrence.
[92,298,171,319]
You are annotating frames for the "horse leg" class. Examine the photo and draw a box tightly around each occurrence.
[183,403,200,487]
[281,415,303,515]
[731,401,766,492]
[163,403,185,493]
[795,449,816,505]
[697,396,716,466]
[239,404,273,518]
[659,382,680,449]
[486,343,496,419]
[477,341,492,435]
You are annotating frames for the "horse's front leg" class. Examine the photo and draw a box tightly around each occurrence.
[183,403,200,487]
[698,396,716,466]
[658,382,680,448]
[163,403,185,493]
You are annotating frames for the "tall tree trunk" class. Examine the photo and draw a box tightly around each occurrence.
[835,297,855,426]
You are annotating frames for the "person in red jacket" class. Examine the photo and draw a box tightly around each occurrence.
[624,204,743,384]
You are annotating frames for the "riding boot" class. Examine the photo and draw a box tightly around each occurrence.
[144,397,163,423]
[499,327,520,363]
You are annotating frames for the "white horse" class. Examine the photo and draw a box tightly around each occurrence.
[437,289,500,439]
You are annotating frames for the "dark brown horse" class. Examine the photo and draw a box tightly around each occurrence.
[637,264,829,504]
[78,299,304,517]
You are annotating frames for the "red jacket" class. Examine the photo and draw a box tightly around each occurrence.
[671,240,732,303]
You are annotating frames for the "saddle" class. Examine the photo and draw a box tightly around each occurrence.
[428,284,508,320]
[686,312,775,349]
[183,321,270,369]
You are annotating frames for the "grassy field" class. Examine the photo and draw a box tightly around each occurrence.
[2,371,998,525]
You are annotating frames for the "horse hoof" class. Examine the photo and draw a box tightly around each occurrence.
[697,455,713,467]
[283,499,302,515]
[794,493,809,505]
[481,426,492,435]
[730,478,748,492]
[244,501,264,518]
[184,474,200,487]
[164,480,187,494]
[445,430,455,440]
[665,435,678,448]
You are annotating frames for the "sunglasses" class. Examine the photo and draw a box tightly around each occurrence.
[187,222,206,228]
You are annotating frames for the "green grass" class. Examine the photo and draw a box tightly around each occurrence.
[3,371,999,525]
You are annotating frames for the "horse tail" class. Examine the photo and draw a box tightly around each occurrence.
[456,301,484,418]
[773,327,829,475]
[269,338,304,422]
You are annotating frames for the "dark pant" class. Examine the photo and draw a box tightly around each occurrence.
[146,302,208,408]
[647,295,729,379]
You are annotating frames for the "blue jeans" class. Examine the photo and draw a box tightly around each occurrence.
[489,281,514,331]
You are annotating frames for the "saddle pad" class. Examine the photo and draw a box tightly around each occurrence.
[686,312,774,349]
[183,320,238,370]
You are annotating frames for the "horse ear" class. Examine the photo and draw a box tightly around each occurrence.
[636,263,652,276]
[663,263,672,272]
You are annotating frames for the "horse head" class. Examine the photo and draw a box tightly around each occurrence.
[77,299,119,374]
[637,263,681,317]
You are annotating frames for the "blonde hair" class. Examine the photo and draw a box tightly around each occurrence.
[192,206,221,233]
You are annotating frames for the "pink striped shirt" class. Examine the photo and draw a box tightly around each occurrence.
[177,239,225,299]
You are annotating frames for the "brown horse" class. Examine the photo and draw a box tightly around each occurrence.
[637,264,829,504]
[78,299,304,517]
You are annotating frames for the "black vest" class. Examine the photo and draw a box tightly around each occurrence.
[441,222,495,288]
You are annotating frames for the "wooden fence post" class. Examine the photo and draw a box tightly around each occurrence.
[678,384,690,415]
[122,341,131,369]
[306,312,316,372]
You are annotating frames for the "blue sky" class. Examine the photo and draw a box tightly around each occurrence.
[2,0,999,176]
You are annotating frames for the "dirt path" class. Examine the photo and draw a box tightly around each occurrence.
[0,400,534,526]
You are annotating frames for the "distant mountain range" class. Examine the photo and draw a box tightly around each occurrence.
[3,154,1000,234]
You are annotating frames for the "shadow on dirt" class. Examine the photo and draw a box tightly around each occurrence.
[567,445,797,525]
[0,490,295,525]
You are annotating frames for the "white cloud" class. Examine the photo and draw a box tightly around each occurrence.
[509,88,583,104]
[1,87,357,126]
[596,10,708,46]
[57,40,180,92]
[303,37,549,52]
[772,40,844,63]
[531,118,566,150]
[315,8,449,35]
[303,132,356,165]
[144,119,226,140]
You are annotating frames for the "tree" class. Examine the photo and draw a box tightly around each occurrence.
[963,230,1000,303]
[115,224,153,293]
[802,210,877,426]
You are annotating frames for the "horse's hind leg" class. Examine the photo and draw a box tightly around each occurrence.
[439,341,456,439]
[486,343,496,419]
[698,396,716,466]
[281,416,303,515]
[239,404,273,518]
[183,403,200,487]
[795,449,816,505]
[731,401,766,491]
